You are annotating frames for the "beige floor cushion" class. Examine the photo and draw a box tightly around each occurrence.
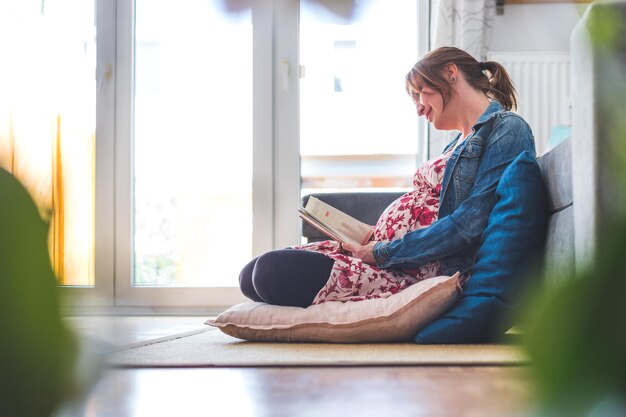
[207,273,460,343]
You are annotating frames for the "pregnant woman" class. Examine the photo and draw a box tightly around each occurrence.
[239,46,536,308]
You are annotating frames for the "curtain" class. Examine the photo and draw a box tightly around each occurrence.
[0,1,95,286]
[432,0,496,61]
[428,0,496,156]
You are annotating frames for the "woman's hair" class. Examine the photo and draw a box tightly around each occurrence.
[406,46,518,111]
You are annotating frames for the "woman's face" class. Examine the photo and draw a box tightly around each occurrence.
[411,84,456,131]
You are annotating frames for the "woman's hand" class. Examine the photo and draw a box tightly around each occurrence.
[341,241,377,265]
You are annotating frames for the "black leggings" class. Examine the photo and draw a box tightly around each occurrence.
[238,249,334,307]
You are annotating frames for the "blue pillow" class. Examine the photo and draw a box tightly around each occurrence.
[414,151,549,344]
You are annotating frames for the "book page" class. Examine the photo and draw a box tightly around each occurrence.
[298,209,355,244]
[301,196,373,245]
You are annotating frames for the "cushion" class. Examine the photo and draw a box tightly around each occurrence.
[414,151,549,344]
[207,273,460,343]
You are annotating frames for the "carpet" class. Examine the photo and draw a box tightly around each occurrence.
[107,327,528,368]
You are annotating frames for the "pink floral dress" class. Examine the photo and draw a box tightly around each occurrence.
[293,147,456,305]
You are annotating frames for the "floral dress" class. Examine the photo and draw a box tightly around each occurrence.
[292,147,456,304]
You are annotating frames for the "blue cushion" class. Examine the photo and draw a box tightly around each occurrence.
[414,151,549,343]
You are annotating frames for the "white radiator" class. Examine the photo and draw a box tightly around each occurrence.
[487,52,571,155]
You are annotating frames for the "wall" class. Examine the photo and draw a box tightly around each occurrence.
[429,2,588,156]
[490,3,586,53]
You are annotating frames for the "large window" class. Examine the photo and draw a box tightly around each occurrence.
[49,0,429,309]
[300,1,423,195]
[133,0,253,288]
[0,0,96,287]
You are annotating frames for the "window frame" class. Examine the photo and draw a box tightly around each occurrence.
[60,0,115,307]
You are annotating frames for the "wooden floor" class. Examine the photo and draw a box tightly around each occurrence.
[61,316,537,417]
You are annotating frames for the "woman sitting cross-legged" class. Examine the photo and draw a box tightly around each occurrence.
[239,46,537,308]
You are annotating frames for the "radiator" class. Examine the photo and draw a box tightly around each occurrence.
[487,52,571,155]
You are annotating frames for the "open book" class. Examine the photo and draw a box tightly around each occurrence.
[298,196,374,245]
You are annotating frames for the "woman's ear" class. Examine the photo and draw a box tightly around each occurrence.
[445,63,459,82]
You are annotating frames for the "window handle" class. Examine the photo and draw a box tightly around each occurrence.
[280,60,290,91]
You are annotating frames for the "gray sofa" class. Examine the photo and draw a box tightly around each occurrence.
[302,136,573,281]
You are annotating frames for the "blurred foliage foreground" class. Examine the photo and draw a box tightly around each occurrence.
[0,167,77,417]
[523,3,626,417]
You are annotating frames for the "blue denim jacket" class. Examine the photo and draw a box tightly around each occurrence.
[373,101,536,276]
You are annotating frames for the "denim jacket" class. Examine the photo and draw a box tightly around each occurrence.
[373,101,536,276]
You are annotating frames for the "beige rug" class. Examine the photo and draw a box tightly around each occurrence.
[107,327,528,368]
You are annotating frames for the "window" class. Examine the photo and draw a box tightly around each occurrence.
[300,1,428,196]
[0,0,96,287]
[133,0,253,288]
[57,0,429,310]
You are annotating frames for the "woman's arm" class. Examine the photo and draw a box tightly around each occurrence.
[373,116,535,269]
